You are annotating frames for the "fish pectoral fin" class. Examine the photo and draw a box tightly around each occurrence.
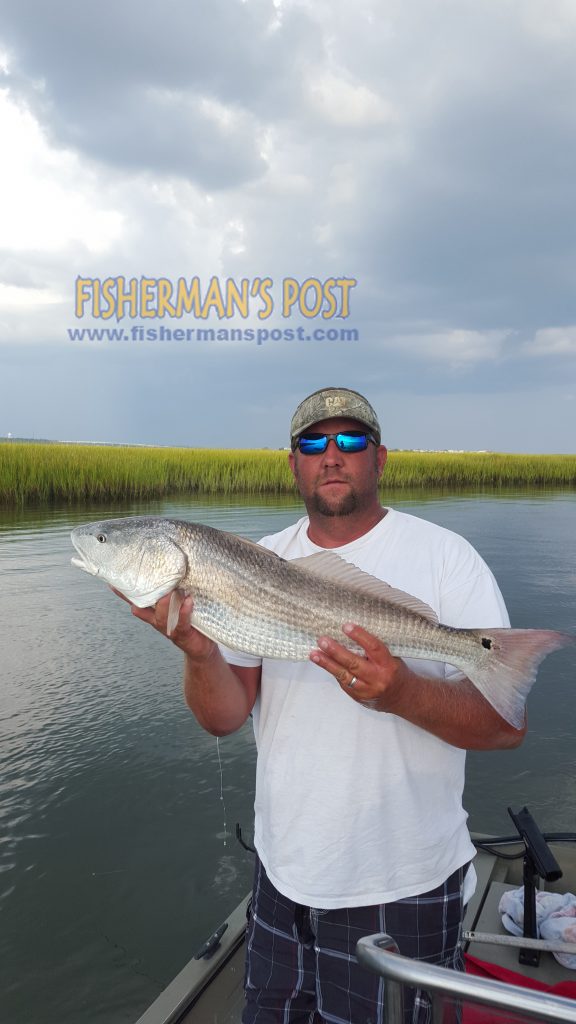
[289,552,439,623]
[167,589,184,636]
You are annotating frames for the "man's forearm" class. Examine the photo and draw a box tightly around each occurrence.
[381,668,526,749]
[183,646,257,736]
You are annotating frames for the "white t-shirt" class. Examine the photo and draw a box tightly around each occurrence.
[220,508,510,908]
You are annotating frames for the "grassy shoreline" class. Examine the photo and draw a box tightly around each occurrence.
[1,443,575,505]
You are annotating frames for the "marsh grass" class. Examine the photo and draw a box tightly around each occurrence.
[0,443,575,505]
[382,451,576,489]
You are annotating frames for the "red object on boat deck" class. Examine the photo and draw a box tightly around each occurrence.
[463,954,576,1023]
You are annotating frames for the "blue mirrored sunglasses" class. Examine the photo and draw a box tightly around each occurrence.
[295,431,376,455]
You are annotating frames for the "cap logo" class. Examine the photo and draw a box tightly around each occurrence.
[325,396,347,411]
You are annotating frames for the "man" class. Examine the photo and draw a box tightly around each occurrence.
[131,387,525,1024]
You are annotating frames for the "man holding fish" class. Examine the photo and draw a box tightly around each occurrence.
[129,387,527,1023]
[72,388,570,1022]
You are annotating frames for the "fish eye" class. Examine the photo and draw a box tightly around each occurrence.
[96,533,107,543]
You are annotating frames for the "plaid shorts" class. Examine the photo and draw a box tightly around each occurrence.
[242,855,467,1024]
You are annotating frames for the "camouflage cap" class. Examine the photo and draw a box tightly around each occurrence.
[290,387,381,446]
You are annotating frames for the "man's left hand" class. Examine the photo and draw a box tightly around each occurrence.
[310,623,409,711]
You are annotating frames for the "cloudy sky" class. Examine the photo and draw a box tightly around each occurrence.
[0,0,575,452]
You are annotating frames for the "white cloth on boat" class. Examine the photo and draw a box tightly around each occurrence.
[499,887,576,968]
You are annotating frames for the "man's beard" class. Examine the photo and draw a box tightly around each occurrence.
[308,488,359,517]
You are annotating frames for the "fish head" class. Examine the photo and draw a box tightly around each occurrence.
[71,517,188,607]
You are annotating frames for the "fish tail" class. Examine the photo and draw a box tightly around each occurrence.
[466,628,573,729]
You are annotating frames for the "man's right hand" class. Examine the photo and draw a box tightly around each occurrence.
[109,586,259,735]
[110,588,217,662]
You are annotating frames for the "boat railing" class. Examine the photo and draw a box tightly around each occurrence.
[356,933,576,1023]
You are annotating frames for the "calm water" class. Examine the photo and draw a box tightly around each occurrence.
[0,491,574,1023]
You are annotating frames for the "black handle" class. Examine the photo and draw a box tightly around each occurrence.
[507,806,562,882]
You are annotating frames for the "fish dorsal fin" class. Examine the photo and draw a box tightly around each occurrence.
[290,552,439,623]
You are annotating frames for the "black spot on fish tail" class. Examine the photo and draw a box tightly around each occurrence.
[482,637,493,650]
